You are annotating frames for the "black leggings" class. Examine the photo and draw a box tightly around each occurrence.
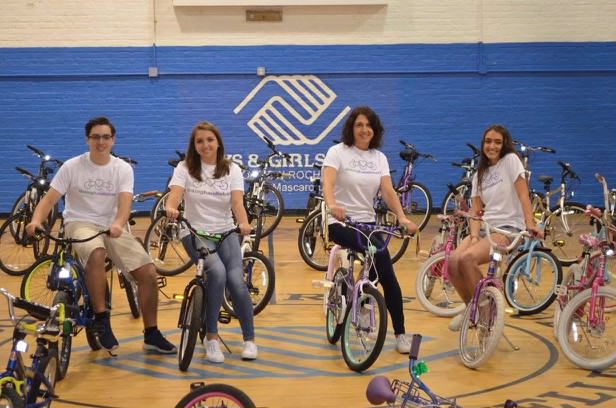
[328,223,406,335]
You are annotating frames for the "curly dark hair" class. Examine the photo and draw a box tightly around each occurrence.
[340,106,384,149]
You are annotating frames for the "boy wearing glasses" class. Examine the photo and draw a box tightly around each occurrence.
[26,116,177,354]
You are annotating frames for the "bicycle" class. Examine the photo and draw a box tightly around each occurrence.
[174,216,241,371]
[457,212,528,369]
[313,218,406,372]
[365,334,459,408]
[148,150,186,222]
[243,136,289,238]
[555,174,616,371]
[530,160,597,266]
[415,184,468,317]
[439,142,480,217]
[0,287,63,408]
[222,196,275,318]
[0,146,63,276]
[20,227,115,376]
[175,381,256,408]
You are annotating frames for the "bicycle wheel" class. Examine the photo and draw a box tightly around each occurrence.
[250,184,284,238]
[21,257,78,315]
[222,251,275,318]
[297,210,329,271]
[440,180,472,216]
[415,252,465,317]
[149,191,168,223]
[557,286,616,371]
[0,384,22,408]
[340,285,387,372]
[119,271,140,319]
[175,383,256,408]
[544,202,597,266]
[144,214,193,276]
[459,286,505,369]
[553,267,578,339]
[0,213,49,276]
[503,248,563,315]
[51,291,73,381]
[400,182,432,232]
[27,348,57,407]
[325,268,347,345]
[376,209,409,264]
[179,285,204,372]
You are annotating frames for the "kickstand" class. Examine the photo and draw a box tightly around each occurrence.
[503,332,520,351]
[218,334,232,354]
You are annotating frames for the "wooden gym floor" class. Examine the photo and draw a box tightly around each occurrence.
[0,216,614,408]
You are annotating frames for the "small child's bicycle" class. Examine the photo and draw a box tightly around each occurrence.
[175,381,256,408]
[365,334,460,408]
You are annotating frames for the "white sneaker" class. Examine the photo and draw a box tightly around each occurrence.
[448,307,467,332]
[241,341,258,360]
[205,339,225,363]
[395,334,412,354]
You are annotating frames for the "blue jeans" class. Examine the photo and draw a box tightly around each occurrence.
[181,233,255,341]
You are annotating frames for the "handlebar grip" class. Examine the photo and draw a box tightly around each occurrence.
[409,333,422,360]
[15,166,34,178]
[27,144,45,157]
[13,297,51,319]
[542,147,556,153]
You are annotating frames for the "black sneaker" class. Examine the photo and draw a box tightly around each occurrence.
[92,318,119,351]
[143,329,177,354]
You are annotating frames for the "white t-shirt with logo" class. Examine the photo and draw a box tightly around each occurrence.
[471,152,526,230]
[169,160,244,233]
[322,143,390,224]
[51,153,133,227]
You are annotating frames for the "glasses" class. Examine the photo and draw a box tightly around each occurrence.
[88,134,114,142]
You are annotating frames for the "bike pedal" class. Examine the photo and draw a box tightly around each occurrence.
[157,276,167,288]
[218,310,232,324]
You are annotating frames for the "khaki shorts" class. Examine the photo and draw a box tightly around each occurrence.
[65,221,152,276]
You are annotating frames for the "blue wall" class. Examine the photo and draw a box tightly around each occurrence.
[1,42,615,213]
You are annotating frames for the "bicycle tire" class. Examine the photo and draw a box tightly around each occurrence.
[415,252,465,317]
[149,191,168,223]
[119,272,140,319]
[544,202,598,266]
[553,268,578,340]
[27,348,58,406]
[249,184,284,238]
[400,181,432,232]
[440,180,472,215]
[557,286,616,371]
[297,210,329,271]
[459,286,505,369]
[340,285,387,372]
[179,285,204,372]
[376,209,409,264]
[0,213,49,276]
[175,383,256,408]
[20,256,78,318]
[51,291,73,381]
[325,267,347,345]
[0,384,23,408]
[222,251,275,318]
[144,214,193,276]
[503,247,563,315]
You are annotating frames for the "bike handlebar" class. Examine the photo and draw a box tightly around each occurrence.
[456,210,530,252]
[37,228,110,244]
[342,218,409,254]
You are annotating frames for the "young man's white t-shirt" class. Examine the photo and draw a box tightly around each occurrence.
[322,143,390,224]
[471,152,526,230]
[51,153,133,227]
[169,160,244,234]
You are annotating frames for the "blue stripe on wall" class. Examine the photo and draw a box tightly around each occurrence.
[1,42,615,212]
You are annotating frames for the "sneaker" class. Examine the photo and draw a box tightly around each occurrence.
[241,341,258,360]
[395,334,412,354]
[92,318,119,351]
[448,307,467,332]
[205,339,225,363]
[143,329,177,354]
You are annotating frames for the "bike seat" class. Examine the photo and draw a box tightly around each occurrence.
[538,175,553,185]
[366,375,396,405]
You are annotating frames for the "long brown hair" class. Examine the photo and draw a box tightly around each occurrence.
[476,124,518,190]
[185,121,230,180]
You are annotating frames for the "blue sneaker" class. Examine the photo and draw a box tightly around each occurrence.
[143,329,177,354]
[92,318,119,351]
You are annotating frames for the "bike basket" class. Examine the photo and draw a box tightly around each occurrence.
[399,149,418,162]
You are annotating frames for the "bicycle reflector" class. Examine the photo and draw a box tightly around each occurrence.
[16,340,28,353]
